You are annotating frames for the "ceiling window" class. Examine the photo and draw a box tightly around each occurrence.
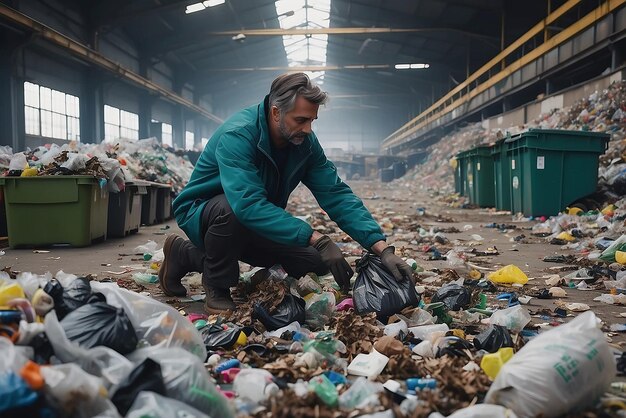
[24,81,80,141]
[275,0,330,84]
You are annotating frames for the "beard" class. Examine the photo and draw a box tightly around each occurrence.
[279,118,307,146]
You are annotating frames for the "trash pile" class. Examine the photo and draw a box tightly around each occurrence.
[0,137,194,194]
[406,80,626,198]
[0,269,233,418]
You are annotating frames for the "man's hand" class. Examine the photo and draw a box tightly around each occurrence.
[312,235,353,291]
[380,246,413,282]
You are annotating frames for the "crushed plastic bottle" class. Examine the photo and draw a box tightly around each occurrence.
[308,374,338,407]
[488,265,528,285]
[480,347,514,379]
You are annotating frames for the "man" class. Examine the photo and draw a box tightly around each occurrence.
[161,73,412,314]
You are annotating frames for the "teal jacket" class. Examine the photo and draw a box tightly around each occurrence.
[173,97,385,251]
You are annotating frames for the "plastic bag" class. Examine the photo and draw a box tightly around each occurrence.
[431,284,471,311]
[111,358,166,416]
[305,292,336,330]
[60,302,137,354]
[253,294,306,331]
[353,253,419,321]
[61,152,88,171]
[489,305,531,334]
[437,404,518,418]
[43,276,92,320]
[339,376,383,410]
[201,324,246,350]
[44,310,134,387]
[126,391,211,418]
[485,311,615,417]
[9,152,27,171]
[134,240,158,255]
[473,325,514,353]
[128,346,234,418]
[90,282,206,360]
[0,337,30,374]
[488,265,528,285]
[41,363,107,415]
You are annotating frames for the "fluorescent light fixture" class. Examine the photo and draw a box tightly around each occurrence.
[185,2,205,14]
[204,0,225,7]
[185,0,224,14]
[395,63,429,70]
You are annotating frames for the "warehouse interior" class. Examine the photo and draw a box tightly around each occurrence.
[1,0,626,417]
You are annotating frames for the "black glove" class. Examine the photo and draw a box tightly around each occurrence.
[380,246,413,282]
[312,235,353,291]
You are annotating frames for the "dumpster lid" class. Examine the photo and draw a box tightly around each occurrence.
[504,128,610,143]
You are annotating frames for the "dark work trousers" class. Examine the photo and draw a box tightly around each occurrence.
[199,194,328,290]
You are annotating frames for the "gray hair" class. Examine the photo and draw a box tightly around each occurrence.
[269,73,328,114]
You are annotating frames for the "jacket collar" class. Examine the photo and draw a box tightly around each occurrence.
[257,95,312,158]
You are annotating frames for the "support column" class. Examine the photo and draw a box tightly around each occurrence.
[138,56,154,139]
[81,69,105,143]
[611,44,625,71]
[545,79,554,95]
[0,32,27,151]
[172,76,185,149]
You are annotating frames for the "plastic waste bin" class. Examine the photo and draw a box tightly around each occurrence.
[392,161,407,179]
[505,128,609,217]
[139,181,158,226]
[156,184,173,223]
[492,138,512,211]
[108,182,147,238]
[0,176,108,248]
[0,186,7,237]
[466,146,495,207]
[380,168,394,183]
[454,150,470,196]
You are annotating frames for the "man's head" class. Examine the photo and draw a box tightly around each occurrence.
[268,73,328,147]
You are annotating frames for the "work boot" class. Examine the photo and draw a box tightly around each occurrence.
[204,286,236,315]
[159,234,203,297]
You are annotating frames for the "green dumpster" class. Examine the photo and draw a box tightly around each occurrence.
[492,138,512,211]
[453,151,470,196]
[0,176,108,248]
[505,129,609,217]
[466,145,496,207]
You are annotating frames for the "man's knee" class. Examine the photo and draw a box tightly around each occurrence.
[204,195,245,235]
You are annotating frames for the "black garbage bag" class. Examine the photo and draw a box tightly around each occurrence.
[431,284,471,311]
[201,324,244,350]
[43,277,92,320]
[473,325,514,353]
[60,302,138,354]
[353,252,419,321]
[252,294,306,331]
[111,358,166,416]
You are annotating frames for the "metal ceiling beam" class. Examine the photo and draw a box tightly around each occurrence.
[205,27,497,36]
[0,3,223,124]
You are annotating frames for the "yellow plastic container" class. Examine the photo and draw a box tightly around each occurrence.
[616,251,626,265]
[481,347,514,379]
[0,283,26,306]
[488,265,529,285]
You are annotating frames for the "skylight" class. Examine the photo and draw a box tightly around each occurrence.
[185,0,225,14]
[275,0,330,84]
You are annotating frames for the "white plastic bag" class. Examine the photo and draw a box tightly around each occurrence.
[430,404,518,418]
[489,305,531,333]
[0,336,30,374]
[128,347,234,418]
[44,310,134,387]
[485,311,615,417]
[9,152,27,170]
[41,363,107,415]
[91,282,206,360]
[126,391,210,418]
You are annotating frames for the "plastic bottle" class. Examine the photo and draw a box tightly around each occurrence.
[308,374,338,407]
[406,378,437,391]
[480,347,514,379]
[214,359,240,373]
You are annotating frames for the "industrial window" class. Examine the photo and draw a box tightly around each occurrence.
[185,131,194,150]
[201,137,208,149]
[104,105,139,140]
[24,81,80,141]
[162,123,173,147]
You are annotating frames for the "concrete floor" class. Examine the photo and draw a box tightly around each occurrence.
[2,179,625,347]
